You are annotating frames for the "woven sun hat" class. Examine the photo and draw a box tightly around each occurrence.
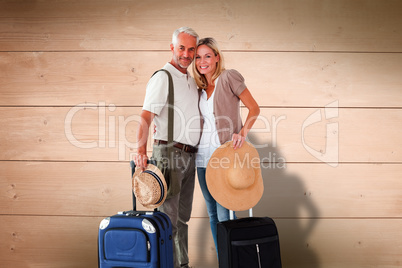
[206,141,264,211]
[132,164,167,209]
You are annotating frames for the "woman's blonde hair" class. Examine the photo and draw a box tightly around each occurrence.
[193,37,225,89]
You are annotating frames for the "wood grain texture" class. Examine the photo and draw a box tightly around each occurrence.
[1,52,402,107]
[0,162,132,216]
[0,215,101,268]
[0,51,167,106]
[2,162,401,218]
[1,0,401,267]
[245,107,402,163]
[1,216,401,268]
[1,0,401,52]
[275,218,402,268]
[1,107,400,162]
[0,107,145,161]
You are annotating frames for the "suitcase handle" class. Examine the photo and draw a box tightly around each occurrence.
[119,210,154,216]
[230,208,253,220]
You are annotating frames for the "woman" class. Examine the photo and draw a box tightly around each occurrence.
[193,37,260,255]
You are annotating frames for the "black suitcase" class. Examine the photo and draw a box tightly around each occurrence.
[217,210,282,268]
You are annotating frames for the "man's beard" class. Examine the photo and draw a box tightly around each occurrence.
[176,56,192,69]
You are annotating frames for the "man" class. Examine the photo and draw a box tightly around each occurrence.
[134,27,201,268]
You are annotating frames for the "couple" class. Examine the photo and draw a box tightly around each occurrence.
[134,26,260,268]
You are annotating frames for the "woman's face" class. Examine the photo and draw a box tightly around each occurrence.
[195,44,220,76]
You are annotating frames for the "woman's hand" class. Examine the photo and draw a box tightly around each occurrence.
[232,133,245,150]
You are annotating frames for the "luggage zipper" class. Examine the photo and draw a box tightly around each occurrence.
[256,243,261,268]
[231,236,279,268]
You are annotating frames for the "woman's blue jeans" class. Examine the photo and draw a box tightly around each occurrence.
[197,167,233,255]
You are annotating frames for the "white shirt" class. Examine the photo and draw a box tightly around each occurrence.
[142,63,201,146]
[196,78,222,167]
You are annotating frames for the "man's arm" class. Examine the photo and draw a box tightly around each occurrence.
[134,110,155,170]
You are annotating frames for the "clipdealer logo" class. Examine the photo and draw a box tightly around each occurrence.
[64,100,339,167]
[301,100,339,167]
[64,102,142,160]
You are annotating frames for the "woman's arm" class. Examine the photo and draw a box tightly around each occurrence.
[232,88,260,149]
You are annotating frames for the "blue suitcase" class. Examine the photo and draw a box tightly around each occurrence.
[98,161,173,268]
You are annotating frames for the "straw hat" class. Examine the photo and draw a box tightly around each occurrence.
[132,164,167,209]
[206,141,264,211]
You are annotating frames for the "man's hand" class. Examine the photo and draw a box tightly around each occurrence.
[134,153,148,171]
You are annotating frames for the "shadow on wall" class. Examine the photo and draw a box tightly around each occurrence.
[194,133,321,268]
[248,133,321,268]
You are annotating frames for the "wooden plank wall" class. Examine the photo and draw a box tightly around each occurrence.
[1,0,401,267]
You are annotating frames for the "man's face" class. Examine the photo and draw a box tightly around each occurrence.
[170,33,197,73]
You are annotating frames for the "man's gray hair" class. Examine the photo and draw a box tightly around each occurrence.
[172,27,199,47]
